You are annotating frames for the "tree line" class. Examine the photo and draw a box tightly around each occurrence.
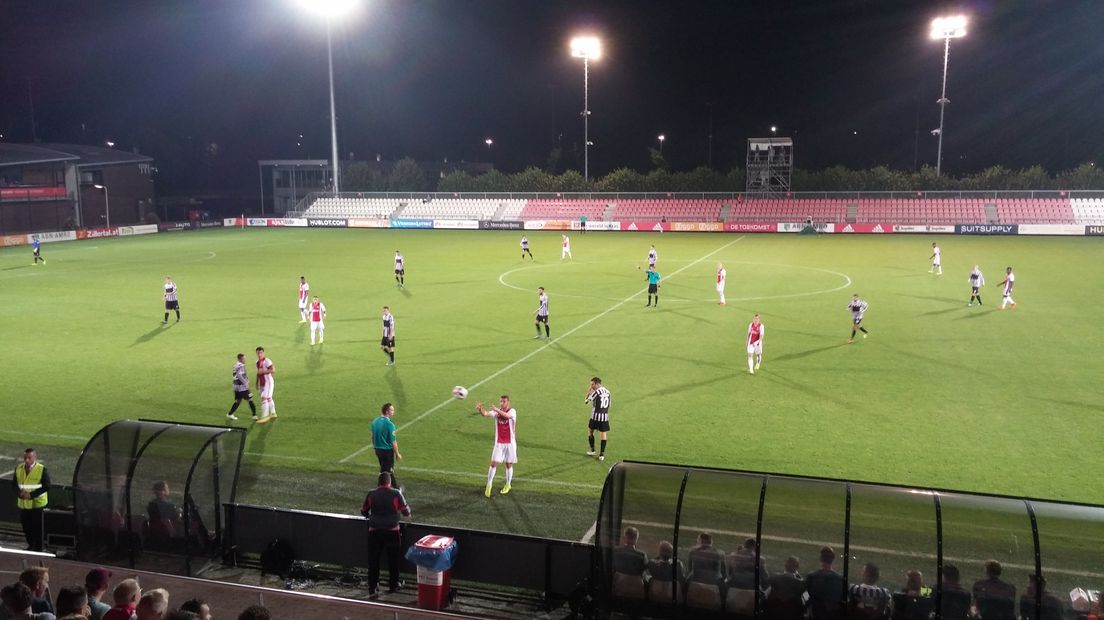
[342,159,1104,193]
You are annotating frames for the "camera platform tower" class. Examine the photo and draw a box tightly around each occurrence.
[745,137,793,195]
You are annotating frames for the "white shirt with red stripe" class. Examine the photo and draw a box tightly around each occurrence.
[747,322,764,346]
[494,408,517,446]
[257,358,274,388]
[717,268,727,285]
[298,282,310,307]
[309,301,326,323]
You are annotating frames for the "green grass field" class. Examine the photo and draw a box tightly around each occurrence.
[2,228,1102,572]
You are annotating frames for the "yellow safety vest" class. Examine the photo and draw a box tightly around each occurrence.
[15,463,48,510]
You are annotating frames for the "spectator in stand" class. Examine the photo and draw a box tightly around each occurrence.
[360,472,411,598]
[939,564,971,620]
[972,560,1017,620]
[645,541,685,585]
[767,556,807,620]
[54,586,90,619]
[19,568,53,616]
[102,579,141,620]
[177,600,209,620]
[849,562,892,618]
[726,537,769,591]
[1019,574,1064,620]
[1,582,55,620]
[84,569,112,620]
[806,546,846,620]
[237,607,270,620]
[686,532,726,586]
[135,589,168,620]
[611,526,647,578]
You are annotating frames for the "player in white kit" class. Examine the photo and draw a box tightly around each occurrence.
[717,263,727,305]
[394,251,405,288]
[747,314,764,373]
[298,276,310,322]
[476,395,517,497]
[255,346,277,423]
[968,265,985,306]
[929,243,942,275]
[647,245,658,268]
[561,234,572,260]
[998,266,1016,309]
[308,296,327,345]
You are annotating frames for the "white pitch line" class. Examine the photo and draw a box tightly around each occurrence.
[399,465,602,490]
[580,520,598,544]
[0,430,89,442]
[340,237,745,464]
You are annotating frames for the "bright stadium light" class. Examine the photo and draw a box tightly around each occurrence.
[570,35,602,181]
[930,15,968,176]
[657,134,665,154]
[296,0,361,194]
[485,137,494,148]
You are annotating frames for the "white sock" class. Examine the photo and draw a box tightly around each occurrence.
[300,309,306,320]
[319,327,324,340]
[506,467,513,485]
[310,327,316,344]
[720,293,725,303]
[748,356,754,372]
[487,466,496,485]
[756,355,762,367]
[270,399,275,414]
[261,400,270,417]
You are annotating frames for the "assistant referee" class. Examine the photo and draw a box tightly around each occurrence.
[371,403,403,489]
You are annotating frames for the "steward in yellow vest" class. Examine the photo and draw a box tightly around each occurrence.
[13,448,50,551]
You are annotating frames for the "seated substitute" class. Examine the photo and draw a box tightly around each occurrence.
[686,532,726,586]
[972,559,1017,620]
[1019,574,1064,620]
[646,541,686,584]
[611,526,648,577]
[806,546,846,620]
[849,562,892,619]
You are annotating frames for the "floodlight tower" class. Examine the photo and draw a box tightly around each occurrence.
[930,15,967,176]
[297,0,359,194]
[570,36,601,181]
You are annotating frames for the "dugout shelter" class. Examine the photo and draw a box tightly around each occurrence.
[595,461,1104,619]
[72,420,245,575]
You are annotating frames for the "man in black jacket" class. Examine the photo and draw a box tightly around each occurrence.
[361,472,411,597]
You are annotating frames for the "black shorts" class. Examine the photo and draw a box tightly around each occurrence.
[971,287,980,294]
[165,300,179,310]
[648,283,658,294]
[234,389,253,401]
[536,314,548,324]
[395,269,404,276]
[852,317,863,325]
[381,337,395,348]
[33,248,40,256]
[588,419,610,432]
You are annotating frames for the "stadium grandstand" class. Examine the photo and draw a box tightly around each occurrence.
[290,191,1102,226]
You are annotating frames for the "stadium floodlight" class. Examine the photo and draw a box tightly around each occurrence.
[104,140,115,148]
[93,184,111,228]
[570,35,602,181]
[657,134,665,154]
[930,15,967,176]
[295,0,361,194]
[485,138,494,148]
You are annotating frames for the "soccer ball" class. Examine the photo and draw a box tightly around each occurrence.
[452,386,469,400]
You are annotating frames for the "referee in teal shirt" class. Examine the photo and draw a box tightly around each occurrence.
[371,403,402,489]
[645,266,661,307]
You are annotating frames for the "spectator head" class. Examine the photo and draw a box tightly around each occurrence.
[942,563,960,585]
[137,588,169,620]
[657,541,674,560]
[113,578,142,607]
[1,583,34,615]
[56,585,90,617]
[378,472,393,487]
[697,532,713,546]
[153,481,170,498]
[784,556,800,573]
[239,605,272,620]
[19,566,49,597]
[622,526,639,546]
[85,567,112,598]
[165,612,199,620]
[819,546,836,567]
[905,570,923,593]
[862,563,880,585]
[180,598,211,620]
[984,560,1002,579]
[742,537,757,552]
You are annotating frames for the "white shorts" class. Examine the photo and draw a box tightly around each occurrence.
[310,320,324,330]
[260,381,274,399]
[299,301,307,309]
[490,442,517,464]
[747,341,762,355]
[716,283,726,293]
[933,260,941,267]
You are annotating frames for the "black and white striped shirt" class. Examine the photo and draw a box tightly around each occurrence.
[164,282,178,302]
[586,386,611,422]
[394,255,404,270]
[537,293,549,317]
[232,362,249,391]
[382,313,395,338]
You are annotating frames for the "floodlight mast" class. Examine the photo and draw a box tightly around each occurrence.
[570,36,601,181]
[930,15,967,176]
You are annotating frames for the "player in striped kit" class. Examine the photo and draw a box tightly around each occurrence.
[394,251,405,288]
[968,265,985,306]
[255,346,277,423]
[476,395,517,497]
[298,276,310,323]
[847,294,869,343]
[747,314,764,373]
[227,353,257,422]
[381,306,396,366]
[717,263,727,305]
[520,236,534,260]
[534,287,550,339]
[584,377,611,461]
[162,276,180,324]
[308,296,327,345]
[998,266,1016,310]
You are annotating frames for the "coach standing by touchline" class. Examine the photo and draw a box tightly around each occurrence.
[13,448,50,551]
[361,472,411,597]
[372,403,402,490]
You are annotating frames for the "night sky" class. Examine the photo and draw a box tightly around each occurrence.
[2,1,1102,192]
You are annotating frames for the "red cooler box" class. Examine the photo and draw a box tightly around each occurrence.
[408,535,457,610]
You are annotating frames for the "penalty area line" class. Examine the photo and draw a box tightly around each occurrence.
[339,236,744,464]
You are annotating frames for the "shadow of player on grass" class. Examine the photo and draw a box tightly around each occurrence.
[132,324,172,346]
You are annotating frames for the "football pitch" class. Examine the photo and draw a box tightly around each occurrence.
[1,228,1102,542]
